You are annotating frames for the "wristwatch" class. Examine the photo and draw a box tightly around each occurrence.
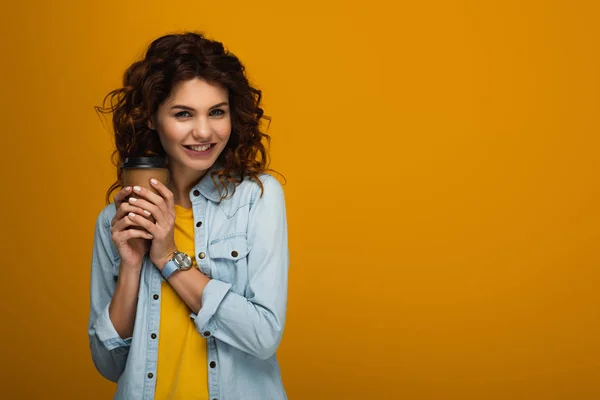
[161,250,193,280]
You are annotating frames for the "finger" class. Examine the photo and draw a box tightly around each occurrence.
[111,211,146,233]
[114,186,132,205]
[128,187,167,222]
[114,225,154,242]
[149,178,175,213]
[126,197,160,220]
[122,227,154,240]
[112,203,129,227]
[111,187,132,225]
[118,202,153,221]
[112,201,142,227]
[127,212,156,235]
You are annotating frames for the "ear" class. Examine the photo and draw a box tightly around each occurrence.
[146,117,155,130]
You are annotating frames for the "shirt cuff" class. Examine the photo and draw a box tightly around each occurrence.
[189,279,232,338]
[93,302,132,351]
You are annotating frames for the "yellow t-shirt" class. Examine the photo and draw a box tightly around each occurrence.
[154,204,209,400]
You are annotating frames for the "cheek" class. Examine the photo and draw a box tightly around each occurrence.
[219,131,231,143]
[158,121,186,143]
[217,120,232,141]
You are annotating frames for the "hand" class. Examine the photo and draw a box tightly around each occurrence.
[110,186,152,270]
[125,179,177,270]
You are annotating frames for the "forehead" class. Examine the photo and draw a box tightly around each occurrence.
[165,77,228,106]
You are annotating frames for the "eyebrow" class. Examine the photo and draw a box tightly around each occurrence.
[170,102,229,111]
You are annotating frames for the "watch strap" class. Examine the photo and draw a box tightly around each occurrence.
[161,259,179,281]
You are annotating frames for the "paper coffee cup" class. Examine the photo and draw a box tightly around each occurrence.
[121,157,169,228]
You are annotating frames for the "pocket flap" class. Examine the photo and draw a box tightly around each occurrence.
[208,237,249,260]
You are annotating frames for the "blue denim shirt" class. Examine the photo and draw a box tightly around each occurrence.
[88,170,289,399]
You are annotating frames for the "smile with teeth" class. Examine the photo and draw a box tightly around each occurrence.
[185,144,213,152]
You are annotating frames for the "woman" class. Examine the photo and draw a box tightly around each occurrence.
[88,31,289,400]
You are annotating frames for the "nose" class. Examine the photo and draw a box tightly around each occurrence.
[191,116,212,141]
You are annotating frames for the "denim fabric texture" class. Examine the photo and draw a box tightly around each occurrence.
[88,168,289,400]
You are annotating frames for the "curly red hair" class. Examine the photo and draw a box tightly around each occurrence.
[95,31,278,205]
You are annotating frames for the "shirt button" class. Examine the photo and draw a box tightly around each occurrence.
[153,294,159,300]
[203,331,211,337]
[196,221,202,227]
[199,252,206,259]
[231,250,238,257]
[209,361,217,368]
[193,190,200,196]
[147,373,154,379]
[151,333,157,339]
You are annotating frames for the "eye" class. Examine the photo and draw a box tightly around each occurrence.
[175,111,191,118]
[210,109,226,117]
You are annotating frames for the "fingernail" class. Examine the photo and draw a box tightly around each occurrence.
[143,210,151,216]
[150,179,158,185]
[133,186,142,192]
[128,212,136,217]
[129,197,137,202]
[124,187,131,191]
[146,233,153,238]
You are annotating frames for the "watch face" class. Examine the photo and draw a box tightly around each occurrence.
[174,252,193,268]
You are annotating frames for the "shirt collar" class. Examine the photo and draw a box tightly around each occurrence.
[191,162,233,203]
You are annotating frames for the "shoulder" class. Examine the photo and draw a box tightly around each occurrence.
[217,173,285,216]
[237,173,284,205]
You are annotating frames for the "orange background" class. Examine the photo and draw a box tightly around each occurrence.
[1,1,599,399]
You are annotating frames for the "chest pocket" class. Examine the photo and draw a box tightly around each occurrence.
[208,236,250,289]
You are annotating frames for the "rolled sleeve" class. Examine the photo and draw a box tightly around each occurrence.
[190,279,232,337]
[88,205,131,382]
[94,302,132,350]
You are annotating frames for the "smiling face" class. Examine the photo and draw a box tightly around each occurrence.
[148,77,232,182]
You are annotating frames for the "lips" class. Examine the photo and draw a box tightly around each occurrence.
[182,143,217,157]
[184,144,214,152]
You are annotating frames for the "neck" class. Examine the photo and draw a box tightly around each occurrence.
[167,160,208,209]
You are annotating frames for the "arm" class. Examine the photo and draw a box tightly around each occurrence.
[192,176,289,359]
[88,210,134,382]
[155,176,289,359]
[108,266,141,340]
